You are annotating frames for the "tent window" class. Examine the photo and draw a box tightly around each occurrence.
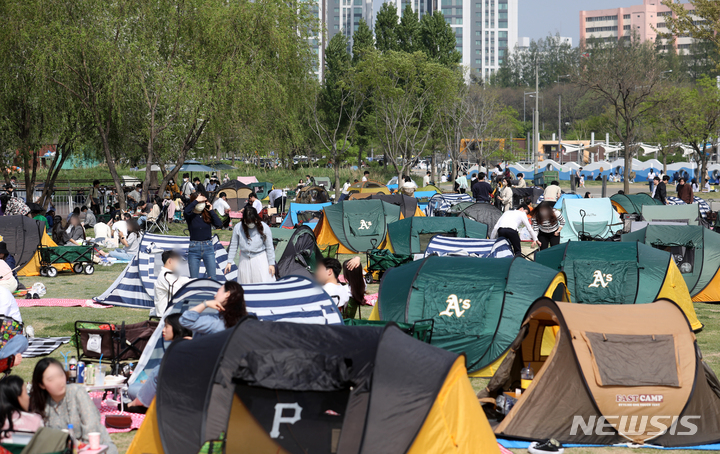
[583,332,679,387]
[655,245,696,274]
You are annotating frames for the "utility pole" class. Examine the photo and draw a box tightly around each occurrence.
[558,94,562,165]
[534,59,540,175]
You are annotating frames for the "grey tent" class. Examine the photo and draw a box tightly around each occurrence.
[275,225,323,280]
[456,203,503,233]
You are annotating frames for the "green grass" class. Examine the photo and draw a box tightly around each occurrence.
[12,181,720,453]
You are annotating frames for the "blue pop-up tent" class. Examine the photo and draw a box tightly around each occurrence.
[559,198,623,242]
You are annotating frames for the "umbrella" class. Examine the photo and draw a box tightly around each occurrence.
[180,162,214,172]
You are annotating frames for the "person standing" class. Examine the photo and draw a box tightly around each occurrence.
[677,177,694,204]
[184,194,222,279]
[422,172,431,187]
[225,206,275,284]
[248,192,263,214]
[180,174,195,203]
[193,177,207,197]
[455,173,469,194]
[400,176,418,196]
[531,201,565,250]
[471,172,492,203]
[516,173,527,188]
[490,204,539,256]
[574,168,581,187]
[648,168,657,194]
[86,180,101,215]
[126,184,141,211]
[543,180,562,202]
[497,179,514,212]
[362,171,369,182]
[653,176,668,205]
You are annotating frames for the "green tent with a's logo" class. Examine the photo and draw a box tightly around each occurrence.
[535,241,702,331]
[387,216,488,255]
[314,200,402,253]
[369,256,569,377]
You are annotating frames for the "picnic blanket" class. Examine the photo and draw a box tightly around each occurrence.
[16,299,109,309]
[88,392,145,433]
[23,337,70,358]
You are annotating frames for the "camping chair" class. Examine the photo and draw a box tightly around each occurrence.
[146,204,169,234]
[75,320,158,374]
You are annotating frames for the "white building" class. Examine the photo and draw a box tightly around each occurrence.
[517,36,573,53]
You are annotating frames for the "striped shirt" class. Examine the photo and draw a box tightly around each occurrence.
[532,211,565,233]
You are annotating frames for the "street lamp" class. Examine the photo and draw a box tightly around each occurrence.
[556,74,570,164]
[523,91,536,123]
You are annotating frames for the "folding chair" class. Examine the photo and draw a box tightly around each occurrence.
[146,204,169,233]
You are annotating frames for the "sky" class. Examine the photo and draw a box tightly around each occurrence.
[369,0,642,46]
[519,0,637,44]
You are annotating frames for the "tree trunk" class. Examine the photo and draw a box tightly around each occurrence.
[99,133,126,210]
[334,152,342,201]
[623,140,631,194]
[38,144,71,209]
[143,134,154,203]
[662,154,667,175]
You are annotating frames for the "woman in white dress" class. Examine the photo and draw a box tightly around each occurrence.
[225,206,276,284]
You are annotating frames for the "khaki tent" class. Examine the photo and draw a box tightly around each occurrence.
[314,200,402,254]
[481,298,720,447]
[128,319,499,454]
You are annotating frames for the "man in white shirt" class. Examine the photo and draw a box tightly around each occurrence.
[422,172,431,187]
[490,204,539,256]
[315,257,350,309]
[248,192,263,214]
[152,251,191,316]
[213,192,231,228]
[110,217,128,237]
[362,171,369,182]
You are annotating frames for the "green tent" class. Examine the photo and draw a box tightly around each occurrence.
[642,203,701,226]
[387,217,488,255]
[372,256,568,376]
[610,192,661,215]
[314,200,401,253]
[535,241,702,331]
[249,182,273,199]
[623,225,720,303]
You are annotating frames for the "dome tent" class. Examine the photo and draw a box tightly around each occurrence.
[452,202,503,233]
[387,216,488,256]
[559,198,623,242]
[535,241,702,331]
[623,224,720,303]
[610,192,661,215]
[481,298,720,447]
[127,319,499,454]
[370,256,569,377]
[314,200,401,254]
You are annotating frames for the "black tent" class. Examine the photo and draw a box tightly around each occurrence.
[367,193,419,219]
[141,318,497,454]
[458,203,503,233]
[275,225,324,280]
[213,180,253,211]
[512,187,544,208]
[0,216,43,270]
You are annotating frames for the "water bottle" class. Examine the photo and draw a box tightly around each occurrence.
[77,362,85,384]
[68,356,77,383]
[521,363,534,390]
[67,424,78,454]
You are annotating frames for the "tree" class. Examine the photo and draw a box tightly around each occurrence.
[364,50,455,181]
[352,18,375,65]
[492,34,578,88]
[375,2,399,53]
[575,38,667,193]
[655,78,720,183]
[419,12,461,68]
[464,87,505,169]
[662,0,720,70]
[309,33,367,199]
[397,5,421,53]
[436,74,468,182]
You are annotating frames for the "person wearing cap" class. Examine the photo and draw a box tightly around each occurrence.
[184,194,222,279]
[152,250,191,316]
[247,192,262,214]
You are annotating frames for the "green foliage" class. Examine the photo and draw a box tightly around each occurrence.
[352,18,375,65]
[419,12,461,68]
[492,34,578,88]
[375,2,399,53]
[662,0,720,70]
[397,5,421,53]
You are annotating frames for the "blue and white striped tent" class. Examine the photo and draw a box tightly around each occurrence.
[426,193,473,216]
[424,236,514,258]
[128,276,343,385]
[666,196,710,219]
[93,233,238,309]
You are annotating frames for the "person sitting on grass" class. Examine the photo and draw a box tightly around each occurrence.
[97,219,140,261]
[0,375,44,443]
[126,314,191,411]
[180,281,246,338]
[30,358,118,454]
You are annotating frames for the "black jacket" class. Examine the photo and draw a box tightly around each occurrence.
[471,180,492,202]
[653,181,667,204]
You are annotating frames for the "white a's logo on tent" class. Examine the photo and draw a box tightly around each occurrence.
[358,220,372,230]
[439,294,471,318]
[588,270,613,288]
[270,403,302,438]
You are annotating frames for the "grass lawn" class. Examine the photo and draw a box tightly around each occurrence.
[12,182,720,453]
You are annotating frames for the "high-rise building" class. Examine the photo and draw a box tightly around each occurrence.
[517,36,572,53]
[392,0,518,81]
[307,0,374,80]
[579,0,701,51]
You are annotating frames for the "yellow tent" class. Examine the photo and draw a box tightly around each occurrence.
[18,231,72,276]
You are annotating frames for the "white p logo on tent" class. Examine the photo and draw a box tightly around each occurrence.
[269,403,303,438]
